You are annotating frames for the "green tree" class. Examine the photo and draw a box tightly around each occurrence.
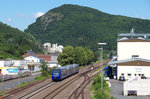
[84,48,94,64]
[58,46,75,66]
[40,61,49,76]
[75,46,94,66]
[74,47,86,66]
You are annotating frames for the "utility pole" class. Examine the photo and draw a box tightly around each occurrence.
[98,43,106,90]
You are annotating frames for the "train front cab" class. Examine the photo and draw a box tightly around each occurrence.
[52,69,61,81]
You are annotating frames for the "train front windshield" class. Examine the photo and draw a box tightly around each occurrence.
[53,69,59,75]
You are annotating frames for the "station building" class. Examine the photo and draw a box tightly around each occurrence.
[108,29,150,80]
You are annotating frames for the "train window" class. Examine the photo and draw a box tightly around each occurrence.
[53,69,59,73]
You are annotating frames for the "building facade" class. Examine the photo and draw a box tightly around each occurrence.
[108,31,150,80]
[24,56,42,71]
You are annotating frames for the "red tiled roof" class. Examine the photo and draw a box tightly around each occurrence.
[36,54,51,62]
[22,53,30,58]
[22,53,51,62]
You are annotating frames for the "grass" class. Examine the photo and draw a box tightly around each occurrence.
[79,66,84,68]
[90,75,115,99]
[16,75,51,88]
[17,81,31,88]
[0,89,7,96]
[95,59,105,64]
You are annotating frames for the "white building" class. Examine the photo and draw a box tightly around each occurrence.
[47,52,61,68]
[43,43,63,54]
[108,30,150,80]
[124,77,150,96]
[24,56,42,71]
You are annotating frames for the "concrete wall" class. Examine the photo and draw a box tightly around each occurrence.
[0,61,4,67]
[117,42,150,60]
[117,66,150,79]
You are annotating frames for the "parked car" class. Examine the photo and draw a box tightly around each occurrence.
[141,75,146,79]
[119,75,125,81]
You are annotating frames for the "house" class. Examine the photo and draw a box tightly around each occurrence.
[22,50,51,62]
[22,50,60,69]
[108,29,150,80]
[24,56,42,71]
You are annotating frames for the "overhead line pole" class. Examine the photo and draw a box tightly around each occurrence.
[98,43,106,90]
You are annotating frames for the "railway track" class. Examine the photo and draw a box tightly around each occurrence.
[19,82,56,99]
[68,60,109,99]
[42,70,90,99]
[68,67,103,99]
[3,78,49,99]
[2,60,109,99]
[68,74,90,99]
[43,60,109,99]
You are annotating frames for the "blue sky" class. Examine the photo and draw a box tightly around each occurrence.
[0,0,150,31]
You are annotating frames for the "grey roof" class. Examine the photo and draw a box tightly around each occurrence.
[117,33,150,41]
[108,58,150,65]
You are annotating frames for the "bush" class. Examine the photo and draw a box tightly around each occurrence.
[41,71,49,77]
[91,75,115,99]
[0,78,2,82]
[48,68,52,75]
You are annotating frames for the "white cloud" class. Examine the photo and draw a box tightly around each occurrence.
[16,14,29,18]
[7,18,12,22]
[34,11,44,18]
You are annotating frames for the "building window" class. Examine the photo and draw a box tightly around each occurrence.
[128,73,131,76]
[135,74,137,76]
[32,60,34,62]
[132,55,139,59]
[138,74,141,76]
[121,73,124,76]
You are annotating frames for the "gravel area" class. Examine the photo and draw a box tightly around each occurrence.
[54,76,84,99]
[8,78,51,99]
[0,72,41,91]
[110,79,150,99]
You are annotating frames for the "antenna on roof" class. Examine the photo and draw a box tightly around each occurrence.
[130,28,135,33]
[130,28,135,39]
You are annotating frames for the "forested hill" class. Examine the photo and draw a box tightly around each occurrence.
[0,22,42,59]
[25,4,150,52]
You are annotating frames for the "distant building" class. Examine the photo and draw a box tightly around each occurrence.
[108,29,150,80]
[43,43,63,54]
[47,52,61,68]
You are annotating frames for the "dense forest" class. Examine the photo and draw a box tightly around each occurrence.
[0,22,43,59]
[25,4,150,55]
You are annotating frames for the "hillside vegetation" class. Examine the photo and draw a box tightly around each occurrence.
[25,4,150,53]
[0,22,42,59]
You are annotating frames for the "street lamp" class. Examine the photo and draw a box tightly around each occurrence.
[98,43,106,90]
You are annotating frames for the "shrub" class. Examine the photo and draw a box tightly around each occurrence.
[0,78,2,82]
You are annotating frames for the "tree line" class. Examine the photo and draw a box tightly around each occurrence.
[58,46,95,66]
